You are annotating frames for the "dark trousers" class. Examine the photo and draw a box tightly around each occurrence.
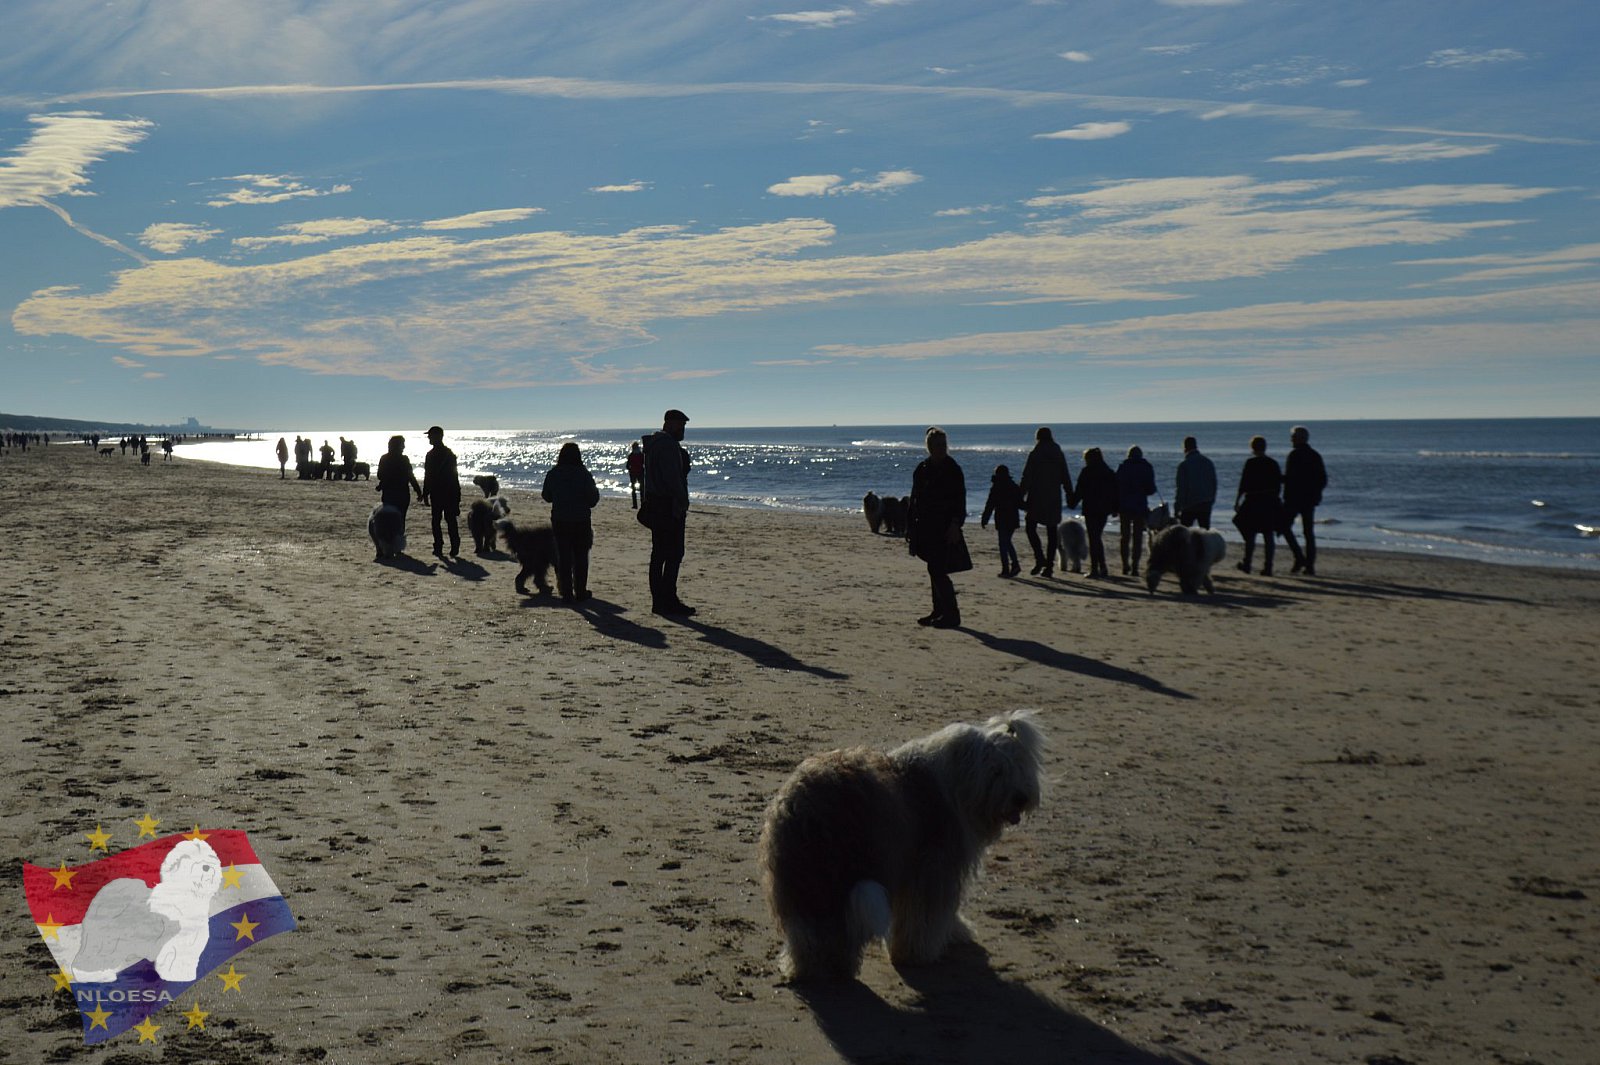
[1242,531,1276,573]
[430,503,460,554]
[927,564,958,621]
[649,506,686,607]
[1179,504,1213,529]
[996,528,1019,573]
[1281,506,1315,567]
[552,519,592,598]
[1024,518,1058,571]
[1118,511,1148,573]
[1085,513,1110,575]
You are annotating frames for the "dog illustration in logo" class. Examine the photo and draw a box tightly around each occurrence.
[71,839,224,983]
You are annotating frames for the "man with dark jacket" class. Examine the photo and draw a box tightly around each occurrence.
[1115,445,1157,576]
[1174,436,1218,529]
[1019,427,1072,577]
[643,409,693,615]
[421,425,462,557]
[1282,425,1328,575]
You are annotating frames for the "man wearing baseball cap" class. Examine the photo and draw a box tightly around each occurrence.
[421,425,462,557]
[643,409,693,615]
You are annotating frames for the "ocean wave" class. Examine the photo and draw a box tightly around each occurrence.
[1372,524,1600,561]
[1418,450,1598,460]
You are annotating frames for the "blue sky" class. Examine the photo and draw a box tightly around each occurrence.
[2,0,1596,430]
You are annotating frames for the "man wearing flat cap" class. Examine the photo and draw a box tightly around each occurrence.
[421,425,462,557]
[643,409,694,615]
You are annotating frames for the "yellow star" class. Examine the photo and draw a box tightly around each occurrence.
[84,825,112,852]
[134,813,162,839]
[220,864,244,889]
[218,964,246,992]
[50,969,73,992]
[182,1002,210,1030]
[183,824,209,841]
[49,862,77,889]
[84,1004,112,1031]
[133,1017,160,1043]
[230,913,260,941]
[36,914,65,941]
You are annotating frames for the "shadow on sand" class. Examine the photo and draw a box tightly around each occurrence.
[438,556,490,582]
[374,553,437,576]
[666,616,849,679]
[795,943,1209,1065]
[572,598,668,649]
[964,629,1192,700]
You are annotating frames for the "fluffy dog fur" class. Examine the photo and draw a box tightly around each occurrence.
[1056,517,1088,573]
[368,503,406,560]
[73,838,222,983]
[759,709,1044,981]
[863,491,883,534]
[879,495,907,537]
[468,495,511,554]
[350,460,371,480]
[1145,525,1227,595]
[473,473,501,497]
[495,517,557,595]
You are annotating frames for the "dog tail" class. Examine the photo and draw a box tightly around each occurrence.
[847,880,892,944]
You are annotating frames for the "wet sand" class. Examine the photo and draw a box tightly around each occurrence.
[2,442,1596,1063]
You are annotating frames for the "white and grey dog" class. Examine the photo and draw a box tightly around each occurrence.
[1145,525,1227,595]
[1056,517,1088,573]
[759,709,1044,981]
[73,838,223,983]
[368,503,406,560]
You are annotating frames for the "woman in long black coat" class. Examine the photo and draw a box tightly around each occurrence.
[1069,447,1118,579]
[1233,435,1283,575]
[907,426,968,628]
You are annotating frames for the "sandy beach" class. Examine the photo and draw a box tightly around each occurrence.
[3,441,1597,1064]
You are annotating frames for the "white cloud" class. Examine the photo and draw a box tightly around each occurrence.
[1034,121,1131,141]
[755,8,859,29]
[589,181,651,193]
[935,204,1002,217]
[139,222,223,254]
[13,175,1549,388]
[768,170,922,196]
[1399,243,1600,286]
[1271,140,1499,165]
[1320,184,1556,209]
[1334,79,1370,88]
[419,208,543,230]
[0,111,153,210]
[206,174,352,208]
[1145,44,1202,56]
[1058,51,1093,63]
[233,217,397,251]
[1423,48,1527,69]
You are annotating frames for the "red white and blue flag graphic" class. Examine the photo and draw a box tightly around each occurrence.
[23,828,295,1044]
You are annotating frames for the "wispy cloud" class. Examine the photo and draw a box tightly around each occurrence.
[767,170,923,196]
[1158,0,1243,7]
[755,8,859,29]
[1271,140,1499,165]
[1423,48,1527,69]
[1145,44,1203,56]
[1034,121,1131,141]
[140,222,223,254]
[1400,242,1600,286]
[935,204,1003,217]
[206,174,352,208]
[589,181,651,193]
[233,217,397,250]
[1058,51,1093,63]
[13,175,1546,388]
[0,111,153,209]
[419,208,543,230]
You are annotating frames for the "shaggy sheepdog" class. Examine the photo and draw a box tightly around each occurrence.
[863,491,883,535]
[495,518,557,595]
[759,709,1044,981]
[473,473,501,497]
[1055,517,1088,574]
[468,495,511,554]
[350,461,371,480]
[879,495,907,537]
[1145,525,1227,595]
[368,503,406,560]
[73,838,223,983]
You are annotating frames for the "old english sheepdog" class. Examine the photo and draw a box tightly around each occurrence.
[72,838,223,983]
[759,709,1044,981]
[1056,517,1088,574]
[472,473,501,497]
[1145,525,1227,595]
[863,491,883,535]
[468,495,511,554]
[495,517,557,596]
[368,503,406,560]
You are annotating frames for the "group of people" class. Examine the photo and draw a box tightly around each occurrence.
[356,410,695,615]
[276,435,365,481]
[909,425,1327,628]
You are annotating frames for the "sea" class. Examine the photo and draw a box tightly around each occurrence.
[178,418,1600,572]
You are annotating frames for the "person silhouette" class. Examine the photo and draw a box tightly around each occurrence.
[421,426,462,557]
